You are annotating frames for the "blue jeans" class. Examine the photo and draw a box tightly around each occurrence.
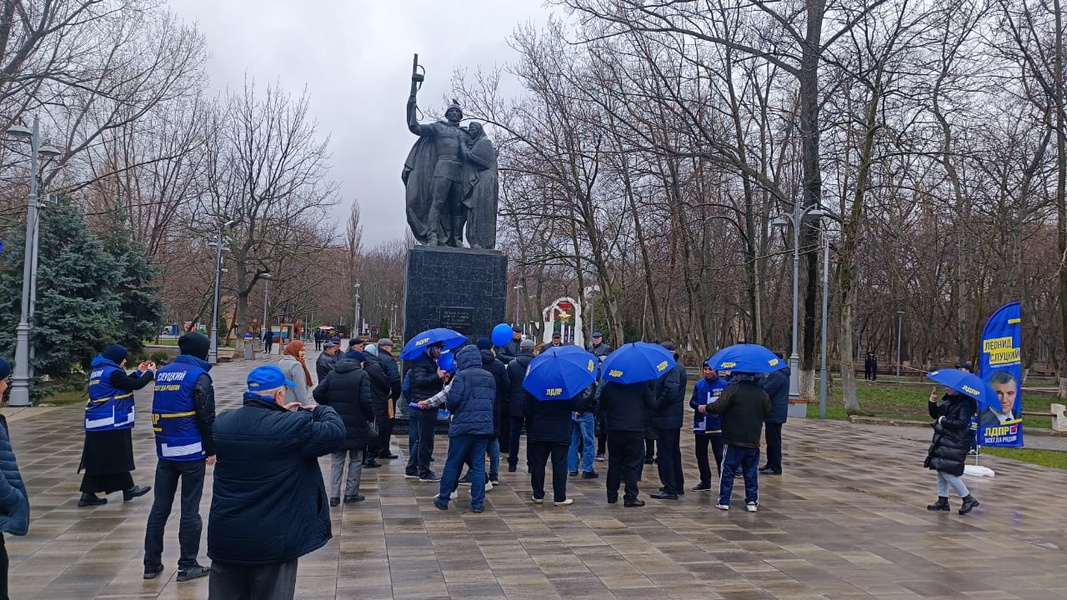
[568,412,595,473]
[486,437,500,479]
[438,435,489,510]
[718,444,760,506]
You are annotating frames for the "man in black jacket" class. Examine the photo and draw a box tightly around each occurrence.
[601,380,658,507]
[759,364,789,475]
[315,341,340,382]
[143,332,215,582]
[651,341,687,500]
[405,342,447,481]
[208,365,344,600]
[495,326,522,364]
[314,354,375,505]
[707,373,771,512]
[361,346,393,467]
[504,339,536,472]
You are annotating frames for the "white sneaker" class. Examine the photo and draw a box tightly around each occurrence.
[553,498,574,507]
[532,496,544,504]
[715,503,729,511]
[484,481,493,491]
[746,502,758,513]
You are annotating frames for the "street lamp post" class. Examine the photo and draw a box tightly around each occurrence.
[7,116,60,407]
[896,310,905,382]
[771,201,826,402]
[391,303,398,337]
[584,284,600,348]
[207,219,237,364]
[819,222,831,419]
[353,282,361,337]
[261,272,273,346]
[513,283,523,326]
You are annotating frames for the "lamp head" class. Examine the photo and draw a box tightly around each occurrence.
[38,145,61,158]
[261,272,273,280]
[770,215,789,228]
[7,125,31,139]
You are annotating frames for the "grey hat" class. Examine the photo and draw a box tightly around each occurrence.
[592,332,603,338]
[377,338,394,348]
[519,339,536,350]
[323,341,337,349]
[660,341,676,352]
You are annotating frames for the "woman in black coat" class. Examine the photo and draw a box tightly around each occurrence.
[924,387,980,515]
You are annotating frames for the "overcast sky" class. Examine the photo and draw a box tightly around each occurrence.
[168,0,554,247]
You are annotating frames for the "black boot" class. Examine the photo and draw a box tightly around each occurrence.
[926,496,950,511]
[959,495,980,515]
[78,493,107,507]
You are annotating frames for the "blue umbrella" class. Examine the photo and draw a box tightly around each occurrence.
[523,346,598,400]
[926,369,990,403]
[400,327,467,360]
[601,342,676,384]
[707,344,786,374]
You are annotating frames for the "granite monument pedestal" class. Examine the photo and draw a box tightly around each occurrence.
[403,245,508,344]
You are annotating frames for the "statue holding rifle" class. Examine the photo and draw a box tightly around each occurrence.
[402,54,498,249]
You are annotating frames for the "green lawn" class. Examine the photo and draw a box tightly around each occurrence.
[981,447,1067,470]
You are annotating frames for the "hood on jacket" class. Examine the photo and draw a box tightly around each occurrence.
[480,348,497,365]
[456,345,482,371]
[331,358,362,374]
[90,355,121,369]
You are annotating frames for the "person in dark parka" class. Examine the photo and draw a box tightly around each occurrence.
[925,386,981,515]
[208,365,344,600]
[313,354,375,505]
[375,339,403,459]
[707,373,771,512]
[600,380,658,507]
[505,339,536,472]
[759,364,789,475]
[433,346,496,513]
[405,342,447,481]
[651,341,687,499]
[0,358,29,598]
[526,385,591,506]
[360,346,392,468]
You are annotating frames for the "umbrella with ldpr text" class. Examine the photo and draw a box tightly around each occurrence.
[926,369,991,403]
[400,327,467,360]
[522,346,598,401]
[706,343,787,374]
[600,342,676,384]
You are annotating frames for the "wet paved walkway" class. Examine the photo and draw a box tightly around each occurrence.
[4,355,1067,599]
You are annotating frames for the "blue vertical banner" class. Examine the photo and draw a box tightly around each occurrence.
[977,302,1023,448]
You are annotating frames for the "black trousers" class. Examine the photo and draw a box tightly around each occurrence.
[144,458,205,571]
[595,411,608,455]
[695,433,725,484]
[499,404,511,455]
[209,558,298,600]
[376,417,395,457]
[507,416,527,469]
[644,438,656,462]
[606,431,644,502]
[0,534,7,600]
[405,410,437,477]
[764,422,783,471]
[655,428,684,494]
[527,441,569,502]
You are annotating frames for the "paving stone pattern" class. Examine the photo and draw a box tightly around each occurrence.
[4,355,1066,599]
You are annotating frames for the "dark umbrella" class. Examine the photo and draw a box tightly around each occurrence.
[400,327,466,360]
[522,346,598,401]
[706,343,786,374]
[601,342,676,384]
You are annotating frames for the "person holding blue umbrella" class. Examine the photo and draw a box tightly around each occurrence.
[600,382,659,507]
[924,369,982,515]
[706,372,771,512]
[405,341,449,482]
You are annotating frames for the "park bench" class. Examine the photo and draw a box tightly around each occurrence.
[1021,404,1067,432]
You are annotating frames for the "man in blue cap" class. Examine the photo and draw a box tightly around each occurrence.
[207,365,344,599]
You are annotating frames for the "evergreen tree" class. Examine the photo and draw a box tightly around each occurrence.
[96,208,163,354]
[0,198,121,376]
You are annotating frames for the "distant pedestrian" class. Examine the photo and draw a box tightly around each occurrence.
[707,372,771,512]
[0,358,30,599]
[262,328,273,355]
[924,386,980,515]
[143,332,215,582]
[208,365,344,600]
[79,344,154,507]
[690,361,727,491]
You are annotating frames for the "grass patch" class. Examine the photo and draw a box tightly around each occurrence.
[981,447,1067,470]
[37,389,86,407]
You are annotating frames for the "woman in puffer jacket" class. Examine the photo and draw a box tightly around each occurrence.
[924,386,980,515]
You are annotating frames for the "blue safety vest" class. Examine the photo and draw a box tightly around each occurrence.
[85,360,136,432]
[151,362,207,461]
